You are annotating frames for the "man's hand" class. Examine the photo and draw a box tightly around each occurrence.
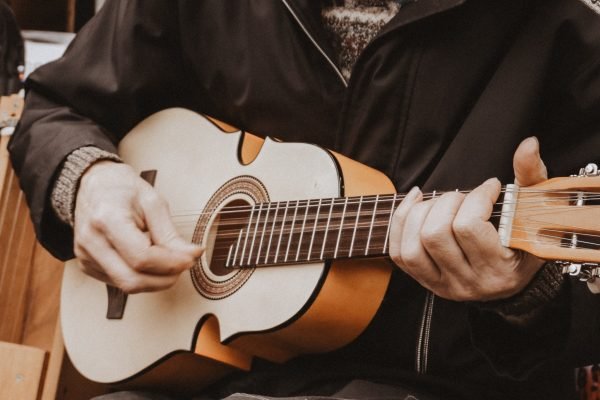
[73,161,203,294]
[389,137,548,301]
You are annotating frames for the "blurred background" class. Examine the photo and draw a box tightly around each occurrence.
[5,0,103,33]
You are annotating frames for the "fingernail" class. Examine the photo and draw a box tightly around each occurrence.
[527,136,540,155]
[484,177,500,185]
[407,186,421,199]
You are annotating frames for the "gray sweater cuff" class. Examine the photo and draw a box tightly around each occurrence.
[51,146,122,226]
[476,262,565,324]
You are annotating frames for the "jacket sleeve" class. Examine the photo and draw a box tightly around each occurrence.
[8,0,192,260]
[470,1,600,378]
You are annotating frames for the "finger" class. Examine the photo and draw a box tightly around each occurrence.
[103,218,196,276]
[389,187,422,267]
[453,178,504,267]
[399,200,441,286]
[82,233,180,293]
[513,136,548,186]
[136,187,203,257]
[421,191,471,277]
[75,249,113,285]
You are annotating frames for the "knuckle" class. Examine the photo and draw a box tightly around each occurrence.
[400,244,422,267]
[420,225,449,248]
[129,255,150,272]
[445,284,474,301]
[452,217,475,238]
[388,244,401,264]
[140,189,165,210]
[74,227,94,248]
[116,277,141,294]
[390,252,404,269]
[88,209,113,231]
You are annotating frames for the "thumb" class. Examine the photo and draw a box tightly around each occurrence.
[513,136,548,186]
[138,186,202,255]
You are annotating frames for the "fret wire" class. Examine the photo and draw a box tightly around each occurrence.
[211,231,394,253]
[334,197,348,259]
[285,199,300,262]
[365,194,379,256]
[217,241,392,265]
[207,204,402,227]
[216,229,444,264]
[320,198,335,260]
[383,194,397,253]
[246,202,263,265]
[239,204,255,267]
[256,202,271,265]
[307,198,322,261]
[225,243,234,267]
[296,199,311,262]
[219,215,511,241]
[232,228,243,267]
[274,200,290,263]
[349,195,363,257]
[264,202,280,264]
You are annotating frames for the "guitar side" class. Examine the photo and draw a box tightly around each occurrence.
[60,109,394,392]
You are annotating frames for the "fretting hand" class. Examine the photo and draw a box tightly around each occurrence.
[389,137,548,301]
[73,161,203,293]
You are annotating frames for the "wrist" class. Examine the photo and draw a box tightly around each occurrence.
[51,146,122,226]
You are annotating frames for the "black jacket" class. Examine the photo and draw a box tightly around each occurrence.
[9,1,600,398]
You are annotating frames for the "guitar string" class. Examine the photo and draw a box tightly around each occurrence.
[167,189,600,219]
[204,224,600,254]
[170,194,600,220]
[169,210,600,250]
[202,223,600,265]
[169,205,600,239]
[206,230,600,268]
[159,188,600,265]
[170,202,600,228]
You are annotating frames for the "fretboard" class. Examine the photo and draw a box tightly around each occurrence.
[221,194,399,268]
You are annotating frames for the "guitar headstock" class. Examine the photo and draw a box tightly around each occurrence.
[506,163,600,268]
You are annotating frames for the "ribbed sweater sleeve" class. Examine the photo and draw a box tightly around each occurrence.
[51,146,122,226]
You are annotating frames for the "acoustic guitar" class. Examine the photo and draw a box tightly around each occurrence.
[61,108,600,393]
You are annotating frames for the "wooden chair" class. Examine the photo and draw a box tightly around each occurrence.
[0,94,107,400]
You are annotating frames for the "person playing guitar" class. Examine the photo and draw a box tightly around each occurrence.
[9,1,600,399]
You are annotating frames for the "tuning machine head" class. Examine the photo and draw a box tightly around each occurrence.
[557,261,600,282]
[572,163,600,177]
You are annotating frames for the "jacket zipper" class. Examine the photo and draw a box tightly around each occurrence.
[283,0,436,374]
[416,291,435,374]
[280,0,348,87]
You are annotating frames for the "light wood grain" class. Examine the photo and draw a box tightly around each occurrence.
[0,341,47,400]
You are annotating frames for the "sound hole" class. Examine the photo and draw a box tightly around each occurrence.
[191,175,269,299]
[204,199,251,277]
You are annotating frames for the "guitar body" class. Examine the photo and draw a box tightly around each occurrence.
[61,109,394,391]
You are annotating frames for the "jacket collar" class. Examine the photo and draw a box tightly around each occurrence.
[283,0,467,34]
[386,0,466,31]
[281,0,467,84]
